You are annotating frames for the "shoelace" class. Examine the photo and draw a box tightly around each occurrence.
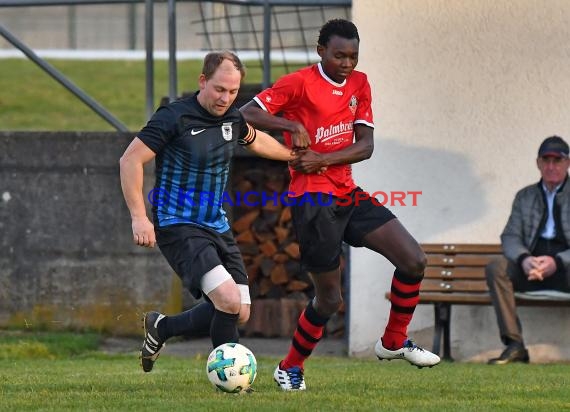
[404,340,425,353]
[286,367,304,388]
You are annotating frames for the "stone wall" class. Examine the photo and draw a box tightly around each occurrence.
[0,131,179,335]
[0,131,346,338]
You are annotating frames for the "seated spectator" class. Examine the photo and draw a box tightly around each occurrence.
[486,135,570,364]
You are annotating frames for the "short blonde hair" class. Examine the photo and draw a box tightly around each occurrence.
[202,51,245,80]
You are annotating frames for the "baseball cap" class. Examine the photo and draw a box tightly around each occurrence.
[538,135,569,158]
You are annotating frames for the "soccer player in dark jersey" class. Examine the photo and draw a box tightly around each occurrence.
[241,19,440,391]
[120,51,295,373]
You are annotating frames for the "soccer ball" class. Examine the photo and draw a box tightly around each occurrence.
[206,343,257,393]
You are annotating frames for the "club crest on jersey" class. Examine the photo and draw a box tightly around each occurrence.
[349,95,358,115]
[221,122,233,141]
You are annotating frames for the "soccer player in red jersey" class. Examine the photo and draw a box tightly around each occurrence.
[241,19,440,391]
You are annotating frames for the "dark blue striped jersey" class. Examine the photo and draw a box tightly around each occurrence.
[137,93,256,232]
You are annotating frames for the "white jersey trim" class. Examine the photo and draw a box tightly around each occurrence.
[354,119,375,129]
[317,62,346,87]
[253,95,268,112]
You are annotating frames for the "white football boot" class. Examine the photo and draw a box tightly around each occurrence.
[375,339,440,368]
[274,363,306,391]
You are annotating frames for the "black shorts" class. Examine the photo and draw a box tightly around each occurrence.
[290,188,396,273]
[155,224,248,299]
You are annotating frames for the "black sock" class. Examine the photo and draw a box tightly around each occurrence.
[160,302,215,340]
[210,309,239,348]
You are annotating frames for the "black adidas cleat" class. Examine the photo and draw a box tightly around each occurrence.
[140,311,166,372]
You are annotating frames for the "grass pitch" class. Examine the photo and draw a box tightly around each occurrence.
[0,331,568,411]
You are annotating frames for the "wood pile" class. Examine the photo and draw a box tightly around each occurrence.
[230,158,346,338]
[231,160,311,300]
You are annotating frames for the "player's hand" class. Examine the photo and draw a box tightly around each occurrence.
[289,149,326,174]
[290,122,311,149]
[132,216,156,248]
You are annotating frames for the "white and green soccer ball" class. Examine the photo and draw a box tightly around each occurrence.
[206,343,257,393]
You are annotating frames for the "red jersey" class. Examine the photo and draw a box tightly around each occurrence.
[254,63,374,197]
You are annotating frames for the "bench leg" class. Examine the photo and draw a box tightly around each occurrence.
[433,303,453,361]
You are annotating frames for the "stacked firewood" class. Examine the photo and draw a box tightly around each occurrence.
[230,157,346,338]
[231,159,311,300]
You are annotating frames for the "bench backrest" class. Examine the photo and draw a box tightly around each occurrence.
[417,243,570,306]
[421,243,501,297]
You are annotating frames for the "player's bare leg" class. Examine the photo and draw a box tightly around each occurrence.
[274,268,342,390]
[362,219,440,367]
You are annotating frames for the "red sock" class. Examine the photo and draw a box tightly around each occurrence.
[281,301,328,370]
[382,270,421,350]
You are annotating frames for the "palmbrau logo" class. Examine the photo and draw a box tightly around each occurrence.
[314,121,353,144]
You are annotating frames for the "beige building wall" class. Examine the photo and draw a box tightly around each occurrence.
[350,0,570,360]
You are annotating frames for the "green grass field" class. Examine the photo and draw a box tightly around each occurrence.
[0,59,302,132]
[2,58,570,410]
[0,331,568,411]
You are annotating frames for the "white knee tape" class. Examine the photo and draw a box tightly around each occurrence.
[238,284,251,305]
[200,265,232,294]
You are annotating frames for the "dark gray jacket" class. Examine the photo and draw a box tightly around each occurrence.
[501,177,570,278]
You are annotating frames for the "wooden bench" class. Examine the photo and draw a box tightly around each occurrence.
[386,243,570,360]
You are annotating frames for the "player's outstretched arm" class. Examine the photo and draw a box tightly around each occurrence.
[240,101,310,149]
[245,130,296,162]
[119,137,157,248]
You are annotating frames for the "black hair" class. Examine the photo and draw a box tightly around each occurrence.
[317,19,360,47]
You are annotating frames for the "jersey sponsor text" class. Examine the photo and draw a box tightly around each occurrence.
[314,120,353,144]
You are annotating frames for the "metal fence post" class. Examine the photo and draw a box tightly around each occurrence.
[168,0,177,102]
[145,0,154,120]
[262,0,271,88]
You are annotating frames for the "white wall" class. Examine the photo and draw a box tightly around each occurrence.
[349,0,570,361]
